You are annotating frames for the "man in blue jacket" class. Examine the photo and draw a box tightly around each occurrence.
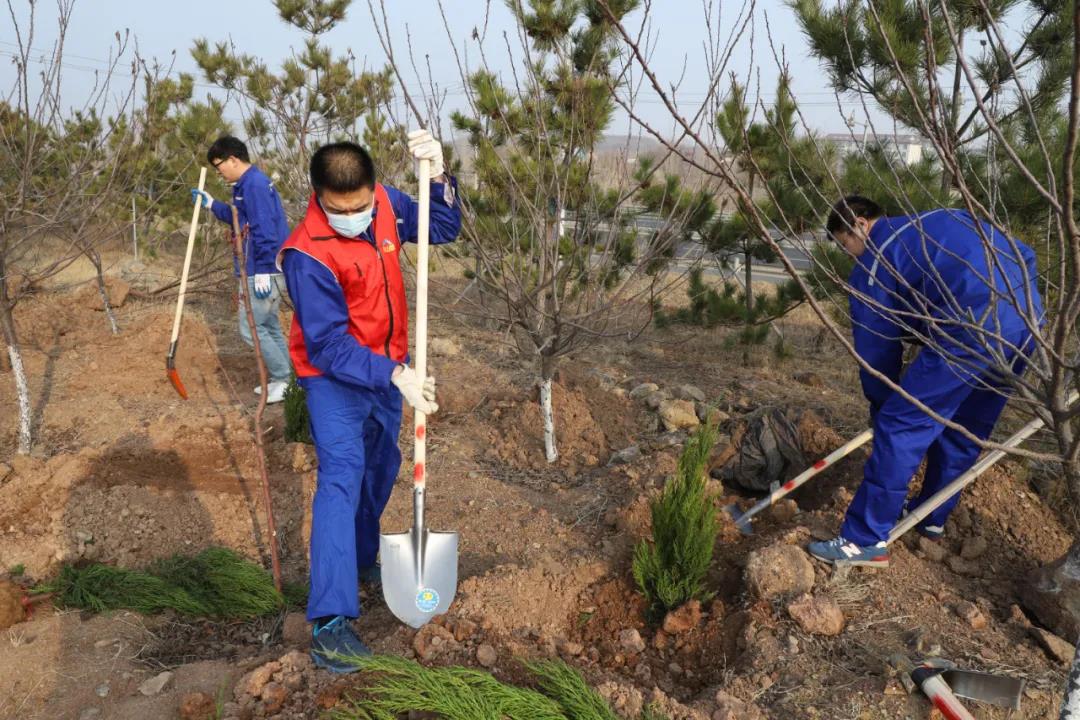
[808,196,1043,567]
[191,136,293,403]
[279,131,459,671]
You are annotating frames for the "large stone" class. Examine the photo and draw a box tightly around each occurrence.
[1023,549,1080,642]
[786,594,845,636]
[1030,627,1076,665]
[745,543,815,601]
[138,671,173,696]
[673,384,707,403]
[609,445,642,465]
[658,399,700,431]
[429,336,461,357]
[237,661,280,700]
[917,536,946,563]
[643,390,669,410]
[619,628,646,654]
[476,643,497,668]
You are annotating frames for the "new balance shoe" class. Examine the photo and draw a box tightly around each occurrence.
[900,507,945,540]
[807,536,890,567]
[310,615,370,673]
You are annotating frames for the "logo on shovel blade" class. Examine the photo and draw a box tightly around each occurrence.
[416,588,440,613]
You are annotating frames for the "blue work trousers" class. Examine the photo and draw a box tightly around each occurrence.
[302,375,403,620]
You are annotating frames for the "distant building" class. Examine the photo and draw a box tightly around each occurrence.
[824,132,931,166]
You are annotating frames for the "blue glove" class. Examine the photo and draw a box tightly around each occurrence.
[253,274,273,299]
[190,189,215,209]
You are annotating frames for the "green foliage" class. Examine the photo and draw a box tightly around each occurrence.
[40,547,285,619]
[329,655,618,720]
[654,268,804,336]
[633,423,720,622]
[8,564,25,577]
[283,375,313,444]
[838,143,951,215]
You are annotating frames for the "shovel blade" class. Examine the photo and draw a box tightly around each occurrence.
[724,504,753,535]
[379,528,458,628]
[943,669,1024,710]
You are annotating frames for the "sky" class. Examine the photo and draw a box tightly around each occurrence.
[1,0,889,138]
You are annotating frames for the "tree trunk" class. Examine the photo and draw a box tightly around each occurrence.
[539,355,558,464]
[743,247,752,367]
[91,251,120,335]
[0,300,31,454]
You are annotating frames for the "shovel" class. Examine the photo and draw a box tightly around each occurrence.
[891,654,1024,716]
[379,156,459,628]
[165,166,208,399]
[725,428,872,534]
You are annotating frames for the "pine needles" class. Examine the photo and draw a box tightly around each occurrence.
[41,547,286,619]
[329,656,620,720]
[283,375,313,444]
[633,422,720,622]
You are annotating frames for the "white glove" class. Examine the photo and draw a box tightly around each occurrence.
[190,188,215,208]
[253,274,272,299]
[407,129,445,179]
[392,365,438,414]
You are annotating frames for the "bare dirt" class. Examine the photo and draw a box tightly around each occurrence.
[0,256,1072,719]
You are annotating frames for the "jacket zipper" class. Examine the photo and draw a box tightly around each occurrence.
[367,238,395,358]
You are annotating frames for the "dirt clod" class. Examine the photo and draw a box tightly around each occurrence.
[1030,627,1076,665]
[954,600,988,630]
[0,580,26,630]
[476,643,497,667]
[179,693,216,720]
[713,689,765,720]
[960,535,988,560]
[662,600,703,635]
[619,628,646,654]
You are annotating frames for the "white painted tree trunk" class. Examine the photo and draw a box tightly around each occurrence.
[9,344,31,454]
[540,377,558,464]
[96,276,120,335]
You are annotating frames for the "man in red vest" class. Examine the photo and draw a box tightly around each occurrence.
[278,132,459,671]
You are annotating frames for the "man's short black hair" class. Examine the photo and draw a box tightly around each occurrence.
[207,136,250,164]
[310,142,376,194]
[826,195,884,238]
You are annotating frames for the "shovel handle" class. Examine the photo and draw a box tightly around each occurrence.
[887,389,1079,545]
[413,158,431,491]
[170,167,207,346]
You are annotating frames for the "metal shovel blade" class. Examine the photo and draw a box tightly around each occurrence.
[379,526,458,628]
[724,504,754,535]
[942,669,1024,710]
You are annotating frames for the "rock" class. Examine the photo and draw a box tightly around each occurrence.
[793,372,826,388]
[630,383,660,400]
[769,499,799,524]
[658,399,700,431]
[1009,604,1032,629]
[138,670,173,696]
[282,613,309,648]
[947,556,979,576]
[954,601,988,630]
[558,639,583,656]
[674,384,707,403]
[619,628,646,654]
[643,390,668,410]
[713,689,765,720]
[960,536,988,561]
[94,684,109,698]
[261,682,288,714]
[696,405,730,426]
[1030,627,1076,665]
[476,643,497,668]
[595,681,644,719]
[609,445,642,465]
[179,692,216,720]
[662,600,703,635]
[1024,551,1080,641]
[745,543,816,600]
[918,536,946,563]
[786,594,845,636]
[414,624,457,662]
[78,710,102,720]
[430,336,461,357]
[453,618,478,642]
[238,661,280,700]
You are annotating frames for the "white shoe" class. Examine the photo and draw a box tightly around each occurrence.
[255,381,289,404]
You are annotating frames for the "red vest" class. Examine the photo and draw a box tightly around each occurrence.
[279,184,408,378]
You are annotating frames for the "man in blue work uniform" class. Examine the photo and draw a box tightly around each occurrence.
[191,136,293,403]
[808,196,1043,567]
[278,131,459,670]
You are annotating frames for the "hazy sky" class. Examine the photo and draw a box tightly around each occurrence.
[2,0,888,137]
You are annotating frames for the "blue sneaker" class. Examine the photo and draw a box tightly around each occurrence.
[807,536,890,567]
[900,507,945,540]
[311,616,371,673]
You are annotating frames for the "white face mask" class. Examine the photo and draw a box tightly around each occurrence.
[325,207,373,238]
